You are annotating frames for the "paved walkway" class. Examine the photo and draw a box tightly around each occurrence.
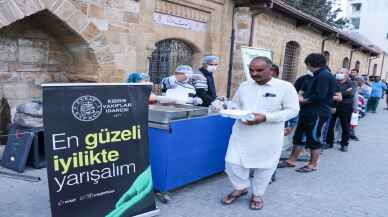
[1,107,388,217]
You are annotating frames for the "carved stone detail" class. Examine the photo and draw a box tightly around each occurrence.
[155,0,209,23]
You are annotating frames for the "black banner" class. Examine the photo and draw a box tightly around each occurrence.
[43,84,158,217]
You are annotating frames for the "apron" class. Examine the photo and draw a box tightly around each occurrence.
[165,82,196,103]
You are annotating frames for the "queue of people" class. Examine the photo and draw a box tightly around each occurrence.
[126,52,386,211]
[221,53,386,211]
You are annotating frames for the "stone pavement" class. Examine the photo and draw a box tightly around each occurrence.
[1,107,388,217]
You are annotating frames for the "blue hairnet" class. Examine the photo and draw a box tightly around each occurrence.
[127,72,150,83]
[203,55,219,64]
[175,65,193,74]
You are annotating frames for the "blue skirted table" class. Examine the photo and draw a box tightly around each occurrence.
[149,115,235,193]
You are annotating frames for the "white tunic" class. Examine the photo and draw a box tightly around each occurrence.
[225,78,300,169]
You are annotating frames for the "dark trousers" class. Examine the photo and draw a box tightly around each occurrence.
[326,106,352,147]
[367,97,380,112]
[293,115,328,150]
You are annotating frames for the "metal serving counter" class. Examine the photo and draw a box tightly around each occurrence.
[148,104,209,124]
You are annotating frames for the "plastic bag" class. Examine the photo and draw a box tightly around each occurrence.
[13,100,43,128]
[350,112,359,127]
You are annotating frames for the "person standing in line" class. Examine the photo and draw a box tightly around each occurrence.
[221,57,299,210]
[269,64,298,183]
[348,69,360,141]
[383,79,388,110]
[326,69,356,152]
[367,76,387,113]
[278,53,336,173]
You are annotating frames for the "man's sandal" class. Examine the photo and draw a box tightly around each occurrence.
[249,195,264,210]
[277,161,296,168]
[221,190,248,205]
[295,165,317,173]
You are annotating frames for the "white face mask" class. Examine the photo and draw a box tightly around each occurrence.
[336,74,346,80]
[207,65,217,72]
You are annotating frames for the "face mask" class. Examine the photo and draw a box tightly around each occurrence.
[336,74,346,80]
[207,65,217,72]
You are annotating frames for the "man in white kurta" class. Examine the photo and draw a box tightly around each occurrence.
[222,57,299,210]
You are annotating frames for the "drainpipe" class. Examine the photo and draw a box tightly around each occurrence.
[367,55,377,75]
[249,13,257,46]
[321,33,337,53]
[226,6,237,98]
[349,49,356,70]
[380,52,386,77]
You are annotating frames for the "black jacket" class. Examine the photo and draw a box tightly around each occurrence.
[196,67,217,107]
[301,67,337,117]
[335,80,356,108]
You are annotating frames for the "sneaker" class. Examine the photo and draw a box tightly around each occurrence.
[349,136,360,141]
[340,146,348,152]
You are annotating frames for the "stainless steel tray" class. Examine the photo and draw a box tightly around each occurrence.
[148,104,208,124]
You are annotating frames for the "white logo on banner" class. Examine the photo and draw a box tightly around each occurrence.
[72,95,102,122]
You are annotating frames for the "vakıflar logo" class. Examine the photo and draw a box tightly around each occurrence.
[72,95,102,122]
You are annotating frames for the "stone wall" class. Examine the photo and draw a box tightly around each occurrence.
[369,54,388,79]
[70,0,234,95]
[231,7,386,95]
[0,0,234,114]
[351,50,370,74]
[324,40,352,72]
[252,10,323,78]
[0,16,72,114]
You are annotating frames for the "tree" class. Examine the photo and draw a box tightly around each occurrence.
[284,0,349,29]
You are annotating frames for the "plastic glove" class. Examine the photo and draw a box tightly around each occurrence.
[184,97,203,106]
[192,97,203,106]
[209,99,225,113]
[105,167,153,217]
[188,74,206,81]
[155,96,177,104]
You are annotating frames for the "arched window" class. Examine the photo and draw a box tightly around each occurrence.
[355,60,360,70]
[323,51,330,64]
[149,39,194,93]
[282,41,300,82]
[342,57,350,69]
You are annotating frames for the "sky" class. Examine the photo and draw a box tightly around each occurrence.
[338,0,348,18]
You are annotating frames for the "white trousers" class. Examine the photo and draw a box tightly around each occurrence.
[225,163,277,196]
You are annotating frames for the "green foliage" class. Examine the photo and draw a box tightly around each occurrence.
[284,0,349,29]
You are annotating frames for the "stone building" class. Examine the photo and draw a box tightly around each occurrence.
[0,0,386,115]
[231,0,387,93]
[0,0,233,113]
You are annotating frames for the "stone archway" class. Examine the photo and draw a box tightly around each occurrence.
[0,0,117,82]
[0,0,119,113]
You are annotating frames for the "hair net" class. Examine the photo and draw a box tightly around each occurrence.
[175,65,193,74]
[127,72,150,83]
[203,55,219,64]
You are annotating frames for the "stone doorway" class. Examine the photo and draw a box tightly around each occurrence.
[0,2,116,115]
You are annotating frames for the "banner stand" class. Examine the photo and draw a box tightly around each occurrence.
[133,209,160,217]
[43,83,159,217]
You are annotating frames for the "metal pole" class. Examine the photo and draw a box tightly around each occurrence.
[380,53,385,77]
[367,56,372,75]
[227,7,237,98]
[349,49,354,70]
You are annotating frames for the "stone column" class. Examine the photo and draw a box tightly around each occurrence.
[230,7,253,95]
